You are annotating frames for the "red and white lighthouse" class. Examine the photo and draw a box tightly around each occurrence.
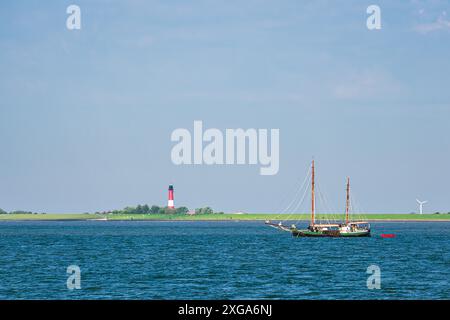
[168,185,175,209]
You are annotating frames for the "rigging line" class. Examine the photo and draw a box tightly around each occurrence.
[321,187,335,223]
[316,184,327,222]
[350,197,361,222]
[316,183,336,224]
[272,176,311,225]
[292,175,311,213]
[320,185,333,214]
[272,165,311,221]
[288,175,311,224]
[276,166,311,218]
[315,184,327,223]
[331,194,340,223]
[350,193,357,216]
[326,185,340,222]
[316,182,332,216]
[283,166,311,214]
[275,184,308,224]
[283,177,311,222]
[350,189,366,222]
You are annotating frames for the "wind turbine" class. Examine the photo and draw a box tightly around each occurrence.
[416,199,428,215]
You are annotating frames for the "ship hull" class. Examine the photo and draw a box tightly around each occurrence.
[292,229,371,238]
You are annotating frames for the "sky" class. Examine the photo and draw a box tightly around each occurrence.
[1,0,450,214]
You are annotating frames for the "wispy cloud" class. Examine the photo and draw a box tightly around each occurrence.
[414,11,450,34]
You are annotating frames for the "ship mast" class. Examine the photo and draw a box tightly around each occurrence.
[345,177,350,224]
[311,160,315,226]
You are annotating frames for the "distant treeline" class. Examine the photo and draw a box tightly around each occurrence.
[0,209,45,214]
[96,205,224,215]
[0,206,223,215]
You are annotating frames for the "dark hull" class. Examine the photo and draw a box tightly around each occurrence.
[292,229,371,238]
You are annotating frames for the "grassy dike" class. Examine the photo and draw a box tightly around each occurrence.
[1,213,450,221]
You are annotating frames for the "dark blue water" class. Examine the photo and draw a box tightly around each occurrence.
[0,221,449,299]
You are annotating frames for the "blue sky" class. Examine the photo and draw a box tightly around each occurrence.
[1,0,450,213]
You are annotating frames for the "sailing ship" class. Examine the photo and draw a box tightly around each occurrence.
[266,160,371,237]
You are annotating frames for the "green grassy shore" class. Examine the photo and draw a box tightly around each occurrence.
[1,213,450,221]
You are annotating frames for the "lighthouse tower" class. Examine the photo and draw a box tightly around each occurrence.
[168,185,175,209]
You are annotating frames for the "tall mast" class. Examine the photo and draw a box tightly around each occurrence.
[345,177,350,224]
[311,160,315,225]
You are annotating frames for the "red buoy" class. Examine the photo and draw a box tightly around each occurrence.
[380,234,396,238]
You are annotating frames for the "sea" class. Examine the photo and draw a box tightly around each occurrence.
[0,221,449,299]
